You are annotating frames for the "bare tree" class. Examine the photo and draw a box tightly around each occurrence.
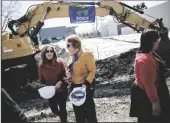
[2,0,21,31]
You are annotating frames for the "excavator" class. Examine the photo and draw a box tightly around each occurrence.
[2,0,170,84]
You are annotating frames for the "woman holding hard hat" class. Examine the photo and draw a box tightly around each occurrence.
[66,34,98,123]
[38,45,68,123]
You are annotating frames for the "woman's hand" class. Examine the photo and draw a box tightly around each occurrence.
[152,101,161,116]
[65,69,72,84]
[63,77,72,85]
[55,81,62,89]
[66,69,72,78]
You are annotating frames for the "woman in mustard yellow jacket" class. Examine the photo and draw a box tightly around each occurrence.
[66,34,97,123]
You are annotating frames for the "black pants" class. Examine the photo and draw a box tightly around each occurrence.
[130,83,170,122]
[71,84,97,123]
[48,91,68,122]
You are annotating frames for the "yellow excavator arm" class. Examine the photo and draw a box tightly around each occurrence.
[2,0,170,68]
[6,0,170,57]
[8,0,163,36]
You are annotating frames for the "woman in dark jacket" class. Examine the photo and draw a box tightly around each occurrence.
[38,45,68,123]
[129,30,170,122]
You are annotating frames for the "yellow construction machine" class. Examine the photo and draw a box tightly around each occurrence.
[2,0,170,82]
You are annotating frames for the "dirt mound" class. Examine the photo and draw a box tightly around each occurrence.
[93,48,137,98]
[96,48,137,82]
[94,48,170,98]
[96,48,170,83]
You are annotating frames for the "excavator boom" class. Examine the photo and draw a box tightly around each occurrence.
[8,0,160,36]
[4,0,170,67]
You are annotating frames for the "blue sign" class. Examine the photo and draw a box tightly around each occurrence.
[69,6,96,23]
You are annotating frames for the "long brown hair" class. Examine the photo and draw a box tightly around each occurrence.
[39,45,57,65]
[138,30,160,53]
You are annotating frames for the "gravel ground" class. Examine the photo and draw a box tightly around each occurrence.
[19,96,137,122]
[19,76,170,122]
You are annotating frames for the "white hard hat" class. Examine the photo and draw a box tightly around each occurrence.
[38,86,56,99]
[69,86,86,106]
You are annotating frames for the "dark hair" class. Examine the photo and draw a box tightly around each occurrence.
[66,34,81,49]
[40,45,57,65]
[138,30,160,53]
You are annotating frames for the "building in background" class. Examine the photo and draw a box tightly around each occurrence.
[66,26,78,36]
[39,26,66,41]
[39,26,77,44]
[106,1,170,36]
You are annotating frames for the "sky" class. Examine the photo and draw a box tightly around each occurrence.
[2,0,168,32]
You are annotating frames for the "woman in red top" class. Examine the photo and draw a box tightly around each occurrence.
[130,30,170,122]
[38,45,68,123]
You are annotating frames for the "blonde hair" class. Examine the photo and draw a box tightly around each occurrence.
[66,34,81,49]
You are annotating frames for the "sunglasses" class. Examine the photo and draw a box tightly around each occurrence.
[45,50,53,53]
